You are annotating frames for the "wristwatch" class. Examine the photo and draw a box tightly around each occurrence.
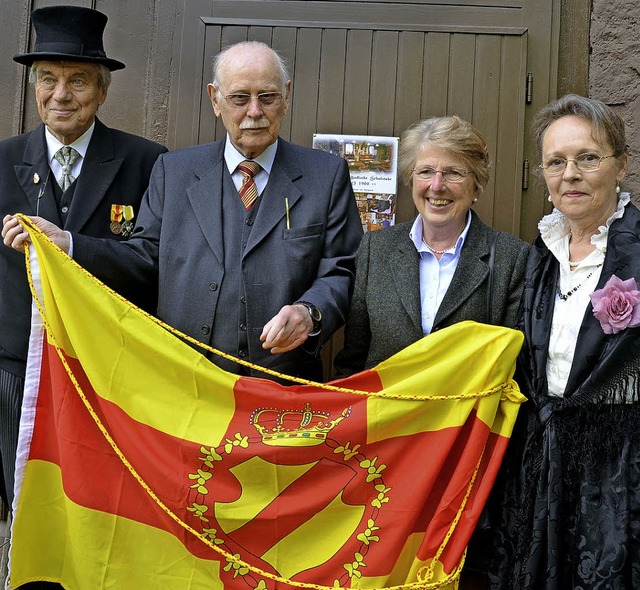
[296,301,322,337]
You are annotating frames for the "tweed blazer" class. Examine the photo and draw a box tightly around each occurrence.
[334,211,529,375]
[0,119,166,376]
[73,137,363,380]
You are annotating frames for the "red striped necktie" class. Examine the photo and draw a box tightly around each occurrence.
[237,160,261,210]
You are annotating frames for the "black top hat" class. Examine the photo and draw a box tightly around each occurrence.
[13,5,125,71]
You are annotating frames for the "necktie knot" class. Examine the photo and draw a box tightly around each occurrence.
[237,160,261,210]
[54,146,80,191]
[237,160,261,179]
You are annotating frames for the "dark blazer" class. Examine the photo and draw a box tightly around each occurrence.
[520,201,640,401]
[484,204,640,590]
[73,137,363,380]
[334,211,529,375]
[0,119,166,377]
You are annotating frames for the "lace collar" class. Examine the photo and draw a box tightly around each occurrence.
[539,192,630,262]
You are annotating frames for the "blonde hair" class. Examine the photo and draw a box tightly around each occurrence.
[398,116,490,193]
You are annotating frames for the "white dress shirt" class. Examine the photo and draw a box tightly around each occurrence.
[45,122,94,185]
[223,135,278,196]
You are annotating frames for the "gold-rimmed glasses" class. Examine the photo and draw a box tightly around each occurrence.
[540,153,615,176]
[413,167,471,183]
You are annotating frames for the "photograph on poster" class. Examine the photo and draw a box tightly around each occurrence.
[356,192,396,231]
[313,134,398,232]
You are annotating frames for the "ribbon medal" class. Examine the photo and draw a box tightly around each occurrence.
[110,204,123,235]
[121,205,135,237]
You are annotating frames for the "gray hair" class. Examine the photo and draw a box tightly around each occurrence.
[29,61,112,90]
[211,41,289,95]
[533,94,627,160]
[398,115,491,193]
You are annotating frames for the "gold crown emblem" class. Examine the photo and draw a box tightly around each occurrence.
[250,402,351,447]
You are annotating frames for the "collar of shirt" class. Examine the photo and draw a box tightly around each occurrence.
[224,135,278,196]
[408,211,472,335]
[408,210,472,258]
[539,192,629,274]
[45,122,95,182]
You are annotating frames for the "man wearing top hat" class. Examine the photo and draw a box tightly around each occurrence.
[0,5,166,515]
[4,41,362,388]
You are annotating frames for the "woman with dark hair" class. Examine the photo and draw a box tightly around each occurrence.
[487,94,640,589]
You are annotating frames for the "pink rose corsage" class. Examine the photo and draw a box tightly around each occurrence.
[590,274,640,334]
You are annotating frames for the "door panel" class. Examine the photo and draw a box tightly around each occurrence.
[167,0,550,235]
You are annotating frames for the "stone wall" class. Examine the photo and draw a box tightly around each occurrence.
[590,0,640,199]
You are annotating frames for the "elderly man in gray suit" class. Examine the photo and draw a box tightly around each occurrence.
[4,41,363,383]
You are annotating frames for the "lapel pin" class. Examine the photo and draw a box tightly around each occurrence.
[33,173,40,184]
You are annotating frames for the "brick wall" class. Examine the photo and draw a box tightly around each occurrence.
[590,0,640,200]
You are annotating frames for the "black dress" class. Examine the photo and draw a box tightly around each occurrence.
[484,202,640,589]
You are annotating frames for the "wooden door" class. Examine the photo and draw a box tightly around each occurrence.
[167,0,559,237]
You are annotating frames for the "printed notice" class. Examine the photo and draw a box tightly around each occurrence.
[313,134,399,232]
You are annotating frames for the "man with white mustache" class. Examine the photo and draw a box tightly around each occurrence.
[4,40,363,383]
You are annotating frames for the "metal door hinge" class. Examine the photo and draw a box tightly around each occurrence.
[526,72,533,104]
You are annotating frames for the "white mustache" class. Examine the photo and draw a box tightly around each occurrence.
[239,118,270,130]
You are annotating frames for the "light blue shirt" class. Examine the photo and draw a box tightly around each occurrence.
[408,211,472,335]
[223,135,278,196]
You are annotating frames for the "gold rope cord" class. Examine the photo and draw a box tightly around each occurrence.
[19,218,506,589]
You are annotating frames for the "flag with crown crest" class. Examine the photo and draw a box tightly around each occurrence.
[9,217,524,590]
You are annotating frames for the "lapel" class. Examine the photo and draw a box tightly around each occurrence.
[244,139,302,257]
[565,204,640,393]
[521,237,558,394]
[64,118,123,231]
[186,141,226,267]
[434,212,490,327]
[14,125,62,225]
[389,232,423,334]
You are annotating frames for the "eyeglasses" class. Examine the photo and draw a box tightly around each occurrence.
[222,92,283,109]
[413,167,471,183]
[540,153,615,176]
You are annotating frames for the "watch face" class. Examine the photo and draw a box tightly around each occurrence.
[310,306,322,322]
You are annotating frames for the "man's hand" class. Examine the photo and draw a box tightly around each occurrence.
[2,215,70,253]
[260,304,314,354]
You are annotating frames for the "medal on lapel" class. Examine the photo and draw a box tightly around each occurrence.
[121,205,135,237]
[110,204,123,234]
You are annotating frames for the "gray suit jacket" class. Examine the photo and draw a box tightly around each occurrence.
[73,137,363,379]
[334,211,529,375]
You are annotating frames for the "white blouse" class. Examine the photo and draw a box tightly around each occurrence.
[539,193,630,397]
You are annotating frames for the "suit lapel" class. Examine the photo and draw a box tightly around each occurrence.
[186,142,225,267]
[434,213,490,326]
[64,119,122,232]
[244,141,302,257]
[14,125,62,225]
[389,237,423,333]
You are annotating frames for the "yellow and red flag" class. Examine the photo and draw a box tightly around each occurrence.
[10,218,524,590]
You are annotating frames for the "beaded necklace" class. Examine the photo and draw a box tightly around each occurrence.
[422,239,455,255]
[556,263,603,301]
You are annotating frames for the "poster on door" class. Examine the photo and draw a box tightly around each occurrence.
[313,134,399,232]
